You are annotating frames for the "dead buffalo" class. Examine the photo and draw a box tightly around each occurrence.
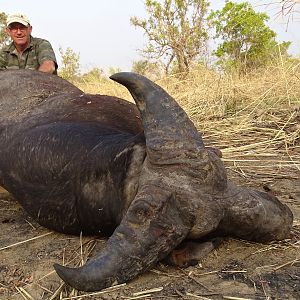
[0,70,293,292]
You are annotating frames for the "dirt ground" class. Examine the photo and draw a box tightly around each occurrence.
[0,171,299,300]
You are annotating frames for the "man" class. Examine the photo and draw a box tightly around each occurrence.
[0,13,57,74]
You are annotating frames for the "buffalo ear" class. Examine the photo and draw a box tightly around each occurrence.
[164,238,224,267]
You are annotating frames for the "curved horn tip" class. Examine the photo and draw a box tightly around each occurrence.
[53,263,111,292]
[53,263,87,291]
[53,263,77,285]
[109,72,149,86]
[110,71,131,82]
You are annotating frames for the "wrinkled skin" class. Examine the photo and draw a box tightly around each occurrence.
[0,70,293,292]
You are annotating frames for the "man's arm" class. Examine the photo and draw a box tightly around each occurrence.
[37,39,58,74]
[38,60,56,73]
[0,49,7,70]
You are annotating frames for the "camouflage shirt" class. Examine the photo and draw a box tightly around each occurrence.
[0,36,57,73]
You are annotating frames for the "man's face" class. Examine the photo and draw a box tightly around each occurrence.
[6,22,32,48]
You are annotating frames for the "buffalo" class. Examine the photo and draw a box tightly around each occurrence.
[0,70,293,292]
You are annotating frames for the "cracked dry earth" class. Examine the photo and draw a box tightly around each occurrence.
[0,172,299,300]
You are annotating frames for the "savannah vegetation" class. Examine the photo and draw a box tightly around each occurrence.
[0,1,299,299]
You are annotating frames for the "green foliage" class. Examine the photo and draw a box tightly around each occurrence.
[131,0,210,75]
[108,66,122,76]
[131,60,149,75]
[0,12,9,47]
[81,67,104,81]
[131,59,164,79]
[58,47,80,81]
[209,1,291,73]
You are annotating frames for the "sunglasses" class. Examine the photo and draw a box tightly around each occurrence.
[8,24,30,32]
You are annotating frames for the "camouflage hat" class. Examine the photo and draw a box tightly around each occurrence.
[7,13,30,27]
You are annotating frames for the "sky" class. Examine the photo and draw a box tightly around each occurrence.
[1,0,299,73]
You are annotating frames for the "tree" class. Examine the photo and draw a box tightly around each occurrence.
[209,1,291,73]
[58,47,80,81]
[131,0,210,74]
[107,66,122,76]
[265,0,299,23]
[0,12,9,47]
[131,59,164,79]
[81,67,104,82]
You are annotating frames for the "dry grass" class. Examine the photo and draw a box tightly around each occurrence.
[75,61,300,183]
[75,75,132,100]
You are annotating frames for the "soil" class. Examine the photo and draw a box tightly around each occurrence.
[0,172,299,300]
